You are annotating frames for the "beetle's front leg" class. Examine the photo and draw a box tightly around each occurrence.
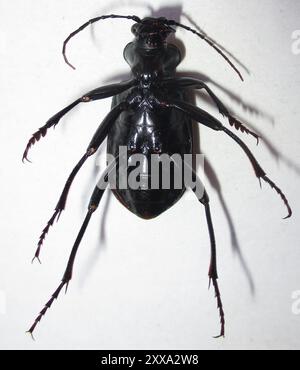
[22,79,136,162]
[32,102,128,263]
[155,98,292,219]
[162,77,259,143]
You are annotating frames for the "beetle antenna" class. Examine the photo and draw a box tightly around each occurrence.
[166,20,244,81]
[62,14,141,70]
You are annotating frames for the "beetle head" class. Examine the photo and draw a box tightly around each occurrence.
[62,14,243,80]
[131,17,175,49]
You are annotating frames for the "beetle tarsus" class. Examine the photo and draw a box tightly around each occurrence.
[22,127,47,162]
[211,278,225,338]
[33,208,61,262]
[27,281,66,337]
[228,116,260,144]
[262,175,292,219]
[31,256,42,265]
[26,330,35,341]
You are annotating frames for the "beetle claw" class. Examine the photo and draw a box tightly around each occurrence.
[26,330,35,341]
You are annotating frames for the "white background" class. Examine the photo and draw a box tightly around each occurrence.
[1,0,300,350]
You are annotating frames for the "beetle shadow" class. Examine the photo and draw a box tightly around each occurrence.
[185,73,300,176]
[180,13,251,76]
[180,71,274,125]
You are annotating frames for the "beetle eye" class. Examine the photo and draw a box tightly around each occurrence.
[131,24,138,35]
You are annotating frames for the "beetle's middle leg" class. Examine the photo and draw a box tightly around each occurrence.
[33,102,128,263]
[162,77,259,143]
[156,98,292,219]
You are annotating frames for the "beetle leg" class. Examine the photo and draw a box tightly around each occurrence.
[192,181,225,338]
[27,161,117,338]
[169,154,224,336]
[32,150,93,264]
[200,190,225,338]
[157,98,292,219]
[32,102,128,263]
[22,80,136,162]
[162,77,259,143]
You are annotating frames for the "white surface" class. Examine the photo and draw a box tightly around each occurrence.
[1,0,300,350]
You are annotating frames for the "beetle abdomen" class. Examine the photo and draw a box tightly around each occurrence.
[107,86,192,219]
[112,188,185,219]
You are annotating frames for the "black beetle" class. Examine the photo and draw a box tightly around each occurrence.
[23,14,292,338]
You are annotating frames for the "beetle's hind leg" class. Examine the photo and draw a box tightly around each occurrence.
[191,175,225,338]
[27,164,115,337]
[201,191,225,338]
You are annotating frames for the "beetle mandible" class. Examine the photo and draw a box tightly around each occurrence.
[23,14,292,338]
